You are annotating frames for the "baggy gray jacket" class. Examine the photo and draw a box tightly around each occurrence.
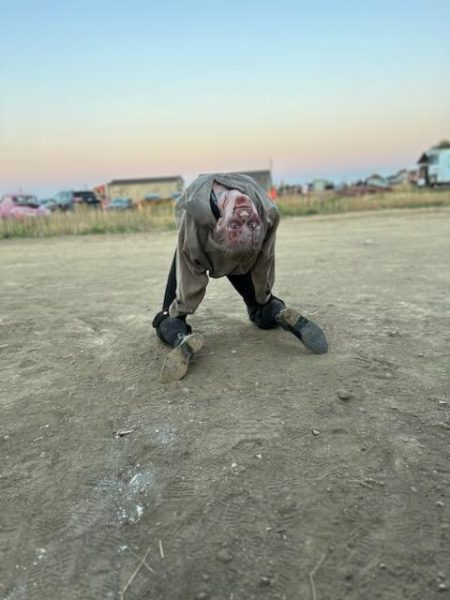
[169,173,280,317]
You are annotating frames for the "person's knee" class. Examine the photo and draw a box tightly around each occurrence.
[152,311,191,347]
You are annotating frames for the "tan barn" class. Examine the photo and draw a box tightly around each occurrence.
[107,176,184,204]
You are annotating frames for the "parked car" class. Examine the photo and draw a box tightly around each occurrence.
[72,190,100,208]
[51,191,75,211]
[38,197,58,211]
[106,197,134,211]
[0,194,50,220]
[51,190,100,211]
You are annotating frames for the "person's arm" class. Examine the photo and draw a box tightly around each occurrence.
[168,212,209,317]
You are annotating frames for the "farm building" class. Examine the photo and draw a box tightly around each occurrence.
[107,176,184,204]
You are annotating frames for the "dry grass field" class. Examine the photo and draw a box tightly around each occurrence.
[0,202,177,239]
[276,188,450,217]
[1,188,449,239]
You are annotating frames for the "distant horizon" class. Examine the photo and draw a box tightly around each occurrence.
[1,153,427,198]
[1,1,449,199]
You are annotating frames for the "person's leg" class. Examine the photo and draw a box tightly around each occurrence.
[152,251,193,347]
[162,252,177,311]
[227,272,257,306]
[227,273,285,329]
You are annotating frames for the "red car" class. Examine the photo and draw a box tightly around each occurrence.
[0,194,50,220]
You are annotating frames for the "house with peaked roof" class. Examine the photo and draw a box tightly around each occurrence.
[417,145,450,186]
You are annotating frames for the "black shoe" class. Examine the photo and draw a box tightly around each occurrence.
[277,308,328,354]
[161,333,204,382]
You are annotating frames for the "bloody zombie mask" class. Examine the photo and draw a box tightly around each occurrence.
[215,190,263,254]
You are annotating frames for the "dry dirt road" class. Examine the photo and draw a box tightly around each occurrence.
[1,208,449,600]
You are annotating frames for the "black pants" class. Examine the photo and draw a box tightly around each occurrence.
[153,252,285,345]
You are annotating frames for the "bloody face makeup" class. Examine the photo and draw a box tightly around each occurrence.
[216,190,263,253]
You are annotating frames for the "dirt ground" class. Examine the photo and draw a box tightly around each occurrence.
[1,208,449,600]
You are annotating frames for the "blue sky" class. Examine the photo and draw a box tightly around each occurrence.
[1,0,449,197]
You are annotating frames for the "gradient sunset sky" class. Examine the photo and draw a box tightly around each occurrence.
[1,0,449,197]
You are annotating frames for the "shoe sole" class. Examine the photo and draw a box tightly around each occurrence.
[277,308,328,354]
[277,307,302,328]
[161,333,205,383]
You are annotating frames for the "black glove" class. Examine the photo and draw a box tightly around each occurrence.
[247,296,285,329]
[152,311,192,347]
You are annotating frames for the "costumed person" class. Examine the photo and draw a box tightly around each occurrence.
[153,172,328,381]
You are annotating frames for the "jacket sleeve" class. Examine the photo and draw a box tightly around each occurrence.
[168,212,209,317]
[250,209,280,305]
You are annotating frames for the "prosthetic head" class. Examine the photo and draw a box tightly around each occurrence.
[214,189,263,260]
